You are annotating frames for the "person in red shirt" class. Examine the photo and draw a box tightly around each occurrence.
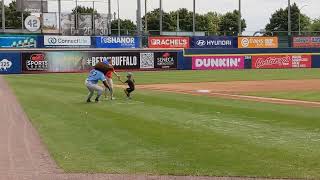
[104,59,120,100]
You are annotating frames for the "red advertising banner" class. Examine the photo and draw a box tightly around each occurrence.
[192,56,245,70]
[252,55,312,69]
[293,37,320,48]
[148,36,190,48]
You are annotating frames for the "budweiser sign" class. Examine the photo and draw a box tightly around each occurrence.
[252,55,312,69]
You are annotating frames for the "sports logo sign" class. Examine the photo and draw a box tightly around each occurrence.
[22,53,48,71]
[252,55,311,69]
[238,37,278,48]
[148,37,190,48]
[44,36,91,47]
[192,56,245,70]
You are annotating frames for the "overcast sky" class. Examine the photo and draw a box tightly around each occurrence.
[5,0,320,33]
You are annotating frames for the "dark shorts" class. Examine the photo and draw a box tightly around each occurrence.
[126,88,135,93]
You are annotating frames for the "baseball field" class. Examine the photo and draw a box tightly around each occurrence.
[4,69,320,179]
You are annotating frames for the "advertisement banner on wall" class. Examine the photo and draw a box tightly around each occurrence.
[191,36,236,48]
[293,37,320,48]
[140,52,178,69]
[21,51,178,73]
[148,36,190,48]
[0,53,21,74]
[238,37,278,48]
[22,51,140,72]
[252,55,312,69]
[192,56,245,70]
[43,36,91,48]
[95,36,140,48]
[0,36,39,48]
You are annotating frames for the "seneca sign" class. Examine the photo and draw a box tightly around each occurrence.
[192,56,245,70]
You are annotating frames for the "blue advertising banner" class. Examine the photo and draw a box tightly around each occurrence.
[191,36,236,48]
[94,36,140,48]
[0,36,40,48]
[0,53,21,74]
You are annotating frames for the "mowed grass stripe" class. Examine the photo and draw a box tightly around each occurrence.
[4,71,320,178]
[244,91,320,102]
[8,68,320,85]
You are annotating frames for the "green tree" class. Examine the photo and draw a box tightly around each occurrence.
[111,19,136,35]
[309,18,320,32]
[0,1,30,29]
[142,8,175,34]
[265,3,311,35]
[72,6,97,14]
[204,12,221,35]
[218,10,246,36]
[168,8,210,32]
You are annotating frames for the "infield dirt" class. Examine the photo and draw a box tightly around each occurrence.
[138,79,320,107]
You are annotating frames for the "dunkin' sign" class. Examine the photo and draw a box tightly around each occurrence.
[252,55,312,69]
[148,37,190,48]
[192,56,245,70]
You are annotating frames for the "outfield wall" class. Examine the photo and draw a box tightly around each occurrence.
[0,49,183,74]
[182,48,320,70]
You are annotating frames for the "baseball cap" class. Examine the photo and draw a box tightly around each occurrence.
[127,72,133,77]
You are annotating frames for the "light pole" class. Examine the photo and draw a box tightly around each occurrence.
[1,0,5,31]
[238,0,241,36]
[192,0,195,36]
[288,0,291,36]
[58,0,61,34]
[108,0,111,35]
[298,5,308,35]
[144,0,147,33]
[159,0,162,35]
[117,0,120,36]
[137,0,142,47]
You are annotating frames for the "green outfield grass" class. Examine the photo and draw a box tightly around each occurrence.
[16,68,320,85]
[4,69,320,178]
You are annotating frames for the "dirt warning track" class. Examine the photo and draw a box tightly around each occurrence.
[138,79,320,107]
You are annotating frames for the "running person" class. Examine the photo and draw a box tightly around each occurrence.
[85,69,109,103]
[104,59,120,100]
[120,72,135,99]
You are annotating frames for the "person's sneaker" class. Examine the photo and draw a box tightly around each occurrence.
[95,98,99,103]
[124,90,129,97]
[86,99,92,103]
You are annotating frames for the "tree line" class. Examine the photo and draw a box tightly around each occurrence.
[1,1,320,35]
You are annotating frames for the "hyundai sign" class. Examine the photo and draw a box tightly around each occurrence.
[95,36,140,48]
[191,36,236,48]
[44,36,91,48]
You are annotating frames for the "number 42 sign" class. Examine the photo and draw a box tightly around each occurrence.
[24,16,41,32]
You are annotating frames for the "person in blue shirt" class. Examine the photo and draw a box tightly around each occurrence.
[85,69,109,103]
